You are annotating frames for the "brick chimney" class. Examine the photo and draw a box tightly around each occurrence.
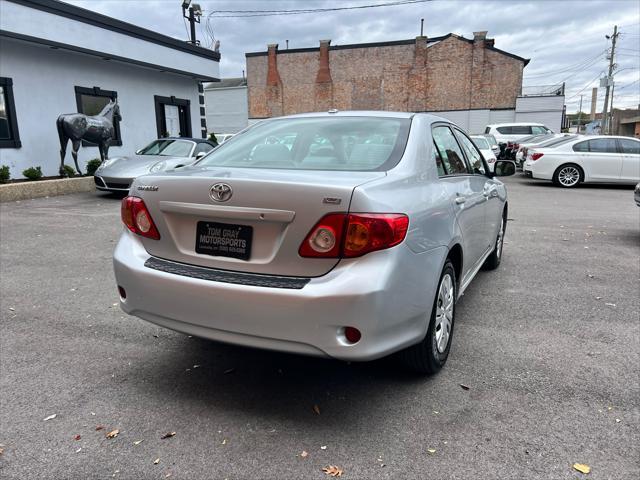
[473,31,488,43]
[316,40,332,83]
[407,35,429,111]
[266,43,282,86]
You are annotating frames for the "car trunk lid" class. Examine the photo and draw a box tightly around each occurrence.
[133,167,385,277]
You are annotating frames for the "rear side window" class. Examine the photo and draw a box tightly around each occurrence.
[531,126,547,135]
[196,117,411,171]
[456,130,486,175]
[496,126,512,134]
[618,139,640,154]
[432,126,469,175]
[588,138,618,153]
[193,143,214,156]
[512,126,532,135]
[573,141,589,152]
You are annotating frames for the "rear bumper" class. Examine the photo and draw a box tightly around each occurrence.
[113,231,446,361]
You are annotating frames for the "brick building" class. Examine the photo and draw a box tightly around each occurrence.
[245,31,529,122]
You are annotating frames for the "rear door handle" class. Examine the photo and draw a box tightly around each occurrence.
[455,196,466,205]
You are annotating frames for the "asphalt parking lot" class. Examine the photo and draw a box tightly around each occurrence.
[1,175,638,479]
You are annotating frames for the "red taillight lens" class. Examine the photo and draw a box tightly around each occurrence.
[344,327,361,344]
[299,213,408,258]
[531,152,544,161]
[121,196,161,240]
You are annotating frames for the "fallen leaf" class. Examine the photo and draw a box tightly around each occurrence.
[9,307,15,311]
[586,274,594,278]
[75,447,82,453]
[74,434,81,441]
[133,440,144,445]
[0,447,4,455]
[313,404,321,415]
[322,465,343,477]
[320,445,327,450]
[615,418,621,423]
[605,303,616,308]
[427,448,436,454]
[43,414,57,421]
[595,297,602,300]
[223,368,235,375]
[90,412,96,416]
[95,425,105,431]
[193,364,201,369]
[161,432,176,439]
[221,439,227,445]
[573,463,591,474]
[106,429,119,439]
[459,384,470,391]
[153,458,160,465]
[300,450,309,458]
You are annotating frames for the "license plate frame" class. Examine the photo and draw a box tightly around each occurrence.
[195,221,253,261]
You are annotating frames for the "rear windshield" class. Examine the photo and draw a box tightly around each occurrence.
[196,117,411,171]
[139,139,193,157]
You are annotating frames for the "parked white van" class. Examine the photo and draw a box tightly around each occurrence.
[484,123,553,144]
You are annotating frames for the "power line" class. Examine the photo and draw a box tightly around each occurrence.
[566,70,606,100]
[205,0,431,18]
[523,50,607,78]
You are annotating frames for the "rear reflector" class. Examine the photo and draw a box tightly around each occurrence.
[531,152,544,161]
[121,196,161,240]
[344,327,361,344]
[299,213,408,258]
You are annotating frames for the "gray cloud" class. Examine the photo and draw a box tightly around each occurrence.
[68,0,639,112]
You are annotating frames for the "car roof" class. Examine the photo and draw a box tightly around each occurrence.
[159,137,213,144]
[486,122,548,127]
[280,110,416,119]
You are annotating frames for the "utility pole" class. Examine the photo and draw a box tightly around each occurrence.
[182,1,202,45]
[601,25,618,135]
[577,95,583,133]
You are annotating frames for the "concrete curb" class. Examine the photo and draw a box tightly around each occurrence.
[0,177,95,202]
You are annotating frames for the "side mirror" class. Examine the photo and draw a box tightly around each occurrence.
[196,152,206,159]
[135,149,142,155]
[493,160,516,177]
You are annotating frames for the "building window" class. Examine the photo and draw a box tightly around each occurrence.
[154,96,192,138]
[0,77,21,148]
[74,86,122,146]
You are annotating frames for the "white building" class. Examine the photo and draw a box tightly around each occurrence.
[204,77,248,135]
[0,0,220,178]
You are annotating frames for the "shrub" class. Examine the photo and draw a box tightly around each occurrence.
[208,132,219,145]
[86,159,102,176]
[22,166,43,181]
[62,165,76,178]
[0,165,9,184]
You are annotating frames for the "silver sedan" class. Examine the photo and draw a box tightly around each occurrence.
[113,112,515,374]
[94,138,216,192]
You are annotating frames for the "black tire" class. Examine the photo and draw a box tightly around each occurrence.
[400,261,456,374]
[483,211,506,270]
[552,163,583,188]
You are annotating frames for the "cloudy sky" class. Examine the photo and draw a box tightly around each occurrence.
[67,0,639,113]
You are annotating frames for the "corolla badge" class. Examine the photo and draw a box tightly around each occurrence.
[210,183,233,202]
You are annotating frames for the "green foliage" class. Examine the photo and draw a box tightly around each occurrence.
[86,159,102,176]
[0,165,10,184]
[62,165,76,178]
[22,166,43,181]
[208,132,219,145]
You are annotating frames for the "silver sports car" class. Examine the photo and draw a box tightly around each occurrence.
[113,111,515,374]
[94,137,216,192]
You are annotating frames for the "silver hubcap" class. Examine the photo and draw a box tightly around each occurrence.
[434,274,454,353]
[558,166,580,186]
[496,218,505,258]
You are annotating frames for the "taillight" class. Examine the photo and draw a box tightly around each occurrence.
[531,152,544,161]
[121,196,161,240]
[299,213,409,258]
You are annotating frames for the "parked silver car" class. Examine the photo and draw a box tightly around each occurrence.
[94,138,217,192]
[113,112,515,374]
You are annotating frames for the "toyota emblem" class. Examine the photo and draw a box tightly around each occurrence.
[210,183,233,202]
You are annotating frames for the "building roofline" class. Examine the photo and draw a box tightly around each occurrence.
[245,35,450,57]
[7,0,220,62]
[1,30,220,82]
[245,33,529,65]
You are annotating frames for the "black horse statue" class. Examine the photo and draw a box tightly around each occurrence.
[56,100,121,175]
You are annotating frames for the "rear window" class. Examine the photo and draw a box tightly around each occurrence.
[619,138,640,154]
[496,127,512,134]
[196,117,411,171]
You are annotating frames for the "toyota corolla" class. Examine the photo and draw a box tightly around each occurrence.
[114,111,515,374]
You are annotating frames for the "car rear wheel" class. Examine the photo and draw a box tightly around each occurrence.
[400,261,456,374]
[553,164,583,188]
[483,213,506,270]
